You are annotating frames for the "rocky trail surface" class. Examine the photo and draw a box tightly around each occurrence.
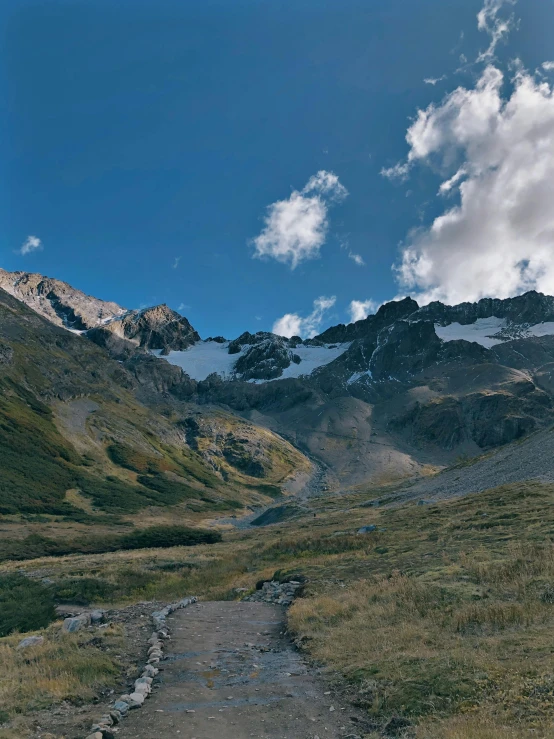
[117,600,362,739]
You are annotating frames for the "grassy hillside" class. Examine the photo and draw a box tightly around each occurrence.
[6,479,554,737]
[0,288,310,548]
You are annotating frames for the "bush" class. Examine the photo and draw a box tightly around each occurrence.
[137,474,198,504]
[52,577,116,606]
[120,526,222,550]
[0,574,56,636]
[107,442,170,474]
[76,474,161,513]
[0,526,222,562]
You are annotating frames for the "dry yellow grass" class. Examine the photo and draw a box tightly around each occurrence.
[0,622,123,739]
[415,712,554,739]
[0,622,123,722]
[4,479,554,735]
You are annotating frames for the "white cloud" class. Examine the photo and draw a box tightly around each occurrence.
[348,299,379,323]
[172,256,181,269]
[542,62,554,72]
[339,236,365,267]
[476,0,517,63]
[303,170,348,201]
[381,161,411,182]
[424,75,447,86]
[384,1,518,182]
[177,302,191,312]
[348,252,365,266]
[252,171,348,269]
[19,235,42,255]
[273,295,336,338]
[391,63,554,305]
[438,166,467,195]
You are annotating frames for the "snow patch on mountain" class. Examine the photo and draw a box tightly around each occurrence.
[435,317,507,348]
[278,343,351,380]
[435,317,554,348]
[155,340,350,382]
[528,322,554,339]
[347,370,372,385]
[152,342,239,380]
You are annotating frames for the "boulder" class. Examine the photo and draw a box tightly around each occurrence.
[90,609,106,625]
[62,613,91,632]
[128,691,146,706]
[113,700,129,715]
[357,525,377,534]
[16,635,44,650]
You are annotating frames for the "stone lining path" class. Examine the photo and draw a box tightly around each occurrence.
[117,601,360,739]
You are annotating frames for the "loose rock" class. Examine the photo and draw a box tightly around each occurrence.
[16,635,44,650]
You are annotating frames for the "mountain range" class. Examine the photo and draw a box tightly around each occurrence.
[3,266,554,518]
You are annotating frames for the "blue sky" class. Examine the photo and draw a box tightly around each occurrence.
[2,0,554,339]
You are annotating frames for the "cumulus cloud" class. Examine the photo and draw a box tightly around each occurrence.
[383,1,518,183]
[348,299,379,323]
[273,295,336,338]
[348,252,365,266]
[19,235,42,255]
[252,171,348,269]
[391,62,554,305]
[543,62,554,72]
[477,0,517,63]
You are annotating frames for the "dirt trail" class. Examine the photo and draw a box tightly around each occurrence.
[117,601,358,739]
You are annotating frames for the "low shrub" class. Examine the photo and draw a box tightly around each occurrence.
[0,526,222,562]
[0,574,56,636]
[52,578,116,606]
[107,442,170,474]
[120,526,222,550]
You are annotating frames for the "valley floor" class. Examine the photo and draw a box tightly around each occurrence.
[3,477,554,738]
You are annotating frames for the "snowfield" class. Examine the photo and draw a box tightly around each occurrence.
[152,342,239,380]
[434,317,507,348]
[278,343,351,380]
[435,318,554,348]
[154,340,351,382]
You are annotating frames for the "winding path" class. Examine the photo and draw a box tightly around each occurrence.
[117,601,357,739]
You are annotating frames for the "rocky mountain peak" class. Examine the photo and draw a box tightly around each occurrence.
[87,303,200,357]
[0,268,125,330]
[315,296,419,344]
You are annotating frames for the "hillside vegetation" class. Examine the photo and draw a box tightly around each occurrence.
[4,478,554,737]
[0,288,310,547]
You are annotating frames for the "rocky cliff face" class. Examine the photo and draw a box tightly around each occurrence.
[413,291,554,326]
[0,269,125,330]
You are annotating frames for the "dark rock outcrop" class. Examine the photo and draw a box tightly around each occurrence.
[98,304,200,355]
[124,355,197,398]
[315,297,419,343]
[0,342,13,365]
[413,290,554,326]
[234,339,300,381]
[370,320,442,381]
